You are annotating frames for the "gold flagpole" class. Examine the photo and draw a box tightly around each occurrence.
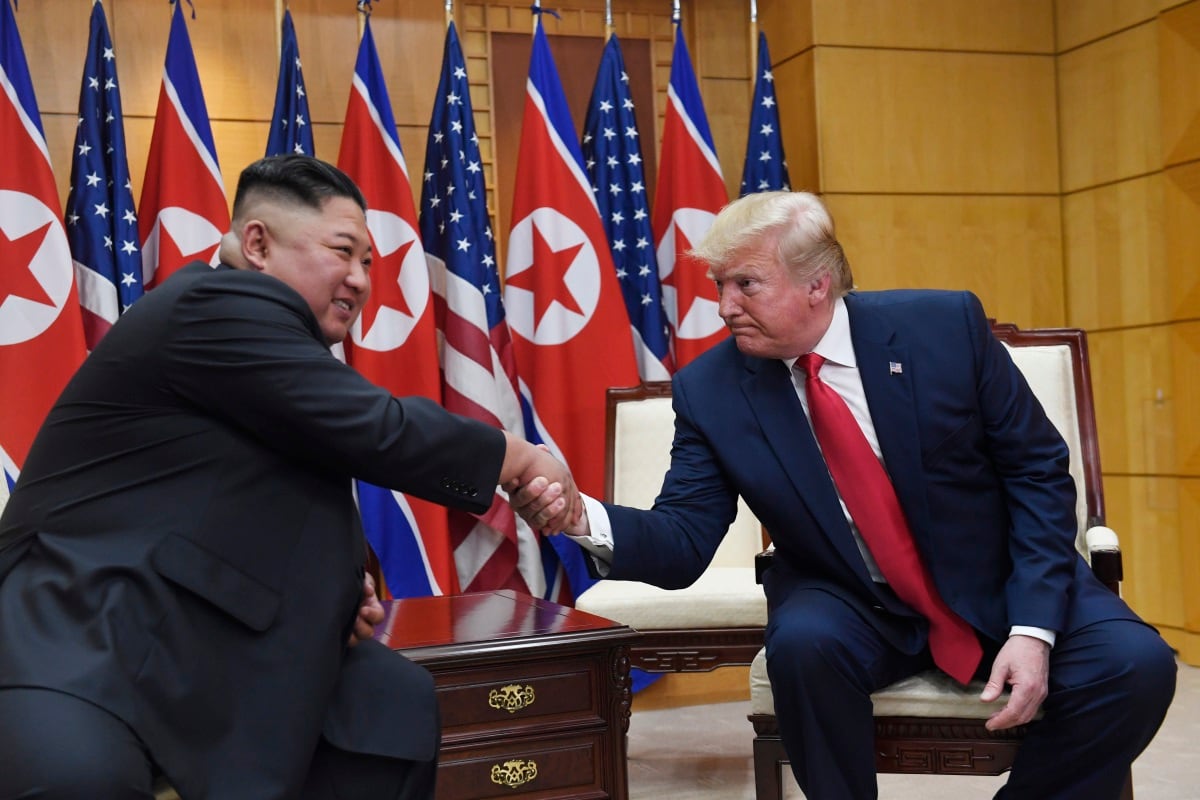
[274,0,284,59]
[445,0,453,30]
[749,0,758,75]
[605,0,613,41]
[532,0,540,34]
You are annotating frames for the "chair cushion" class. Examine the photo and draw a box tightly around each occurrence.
[750,647,1030,720]
[575,567,767,629]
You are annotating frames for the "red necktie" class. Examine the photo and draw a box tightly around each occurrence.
[797,353,982,684]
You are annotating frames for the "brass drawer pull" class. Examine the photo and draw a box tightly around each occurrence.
[488,683,536,713]
[490,758,538,788]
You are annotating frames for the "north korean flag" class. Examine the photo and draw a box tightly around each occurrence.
[652,21,729,369]
[338,17,454,598]
[0,0,88,485]
[504,20,639,507]
[138,0,228,288]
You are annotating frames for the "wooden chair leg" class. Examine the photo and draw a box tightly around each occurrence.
[752,735,786,800]
[1120,767,1133,800]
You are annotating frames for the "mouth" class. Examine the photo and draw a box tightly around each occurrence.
[332,298,354,314]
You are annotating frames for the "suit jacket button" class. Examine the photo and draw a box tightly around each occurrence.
[469,488,478,497]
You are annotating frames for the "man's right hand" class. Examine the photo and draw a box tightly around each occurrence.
[506,475,592,537]
[498,436,581,534]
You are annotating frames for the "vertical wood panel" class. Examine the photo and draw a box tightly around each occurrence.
[289,0,367,126]
[1163,162,1200,320]
[1058,22,1162,192]
[1173,322,1200,476]
[1062,175,1168,330]
[756,0,813,61]
[774,51,819,193]
[18,0,92,116]
[1104,476,1186,627]
[823,195,1063,328]
[815,49,1058,194]
[1159,2,1200,167]
[1087,328,1177,476]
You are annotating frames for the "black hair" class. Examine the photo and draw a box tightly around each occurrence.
[232,155,366,217]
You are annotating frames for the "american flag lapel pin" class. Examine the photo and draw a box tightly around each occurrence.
[889,361,903,375]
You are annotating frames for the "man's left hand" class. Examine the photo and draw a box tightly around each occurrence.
[980,634,1050,730]
[348,572,385,647]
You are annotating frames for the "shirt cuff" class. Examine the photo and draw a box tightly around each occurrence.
[564,494,613,574]
[1009,625,1056,648]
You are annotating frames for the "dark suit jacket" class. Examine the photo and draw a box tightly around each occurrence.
[603,290,1138,655]
[0,262,505,798]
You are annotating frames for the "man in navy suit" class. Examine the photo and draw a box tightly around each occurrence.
[516,191,1175,799]
[0,155,578,800]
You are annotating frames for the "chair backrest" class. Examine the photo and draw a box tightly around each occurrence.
[992,323,1104,557]
[606,382,765,567]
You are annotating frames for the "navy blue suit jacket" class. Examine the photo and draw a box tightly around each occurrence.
[604,290,1137,654]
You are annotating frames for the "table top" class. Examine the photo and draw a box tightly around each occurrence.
[373,589,637,661]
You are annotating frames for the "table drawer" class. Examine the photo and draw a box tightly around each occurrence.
[437,731,609,800]
[433,656,600,739]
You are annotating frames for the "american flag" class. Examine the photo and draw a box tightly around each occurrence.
[66,0,142,349]
[265,8,313,158]
[740,32,790,196]
[139,0,228,288]
[338,16,454,599]
[419,21,543,597]
[582,34,672,382]
[652,21,728,370]
[504,19,640,602]
[0,0,88,487]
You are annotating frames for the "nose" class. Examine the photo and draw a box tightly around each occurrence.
[718,287,741,320]
[347,261,370,295]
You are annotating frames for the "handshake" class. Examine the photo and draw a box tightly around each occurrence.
[500,432,588,537]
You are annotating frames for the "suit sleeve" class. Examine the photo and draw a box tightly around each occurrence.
[160,272,505,514]
[964,293,1079,633]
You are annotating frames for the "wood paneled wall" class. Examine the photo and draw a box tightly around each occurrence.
[758,0,1063,329]
[1057,0,1200,665]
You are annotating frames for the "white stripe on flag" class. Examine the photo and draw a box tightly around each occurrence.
[73,260,120,326]
[666,83,723,179]
[161,72,225,194]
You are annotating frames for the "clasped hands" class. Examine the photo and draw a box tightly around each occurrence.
[502,443,587,537]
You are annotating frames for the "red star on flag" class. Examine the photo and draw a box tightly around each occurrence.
[505,223,584,328]
[0,222,55,308]
[357,237,416,336]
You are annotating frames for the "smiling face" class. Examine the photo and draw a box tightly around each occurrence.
[242,196,373,345]
[710,236,835,360]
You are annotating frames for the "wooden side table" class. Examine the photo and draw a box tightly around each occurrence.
[374,590,639,800]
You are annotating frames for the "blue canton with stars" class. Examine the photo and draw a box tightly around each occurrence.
[65,1,143,319]
[740,31,790,196]
[419,21,503,329]
[581,34,672,378]
[265,8,313,157]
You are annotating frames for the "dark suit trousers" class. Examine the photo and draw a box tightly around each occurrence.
[765,589,1176,800]
[0,688,436,800]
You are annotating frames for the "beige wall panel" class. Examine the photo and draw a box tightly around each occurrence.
[1164,163,1200,320]
[822,195,1063,328]
[815,49,1058,194]
[691,0,751,80]
[123,115,153,210]
[775,51,819,193]
[1174,322,1200,476]
[699,78,749,202]
[1062,175,1168,330]
[212,120,271,214]
[18,0,92,116]
[1160,2,1200,166]
[756,0,814,61]
[289,0,365,126]
[1087,327,1176,476]
[1103,476,1186,628]
[1058,23,1161,193]
[810,0,1053,53]
[311,123,344,166]
[1056,0,1159,52]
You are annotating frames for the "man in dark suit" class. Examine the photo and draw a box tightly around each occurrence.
[0,155,578,800]
[516,191,1176,799]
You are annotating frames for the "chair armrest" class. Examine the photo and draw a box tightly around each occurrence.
[1085,526,1123,596]
[754,547,775,585]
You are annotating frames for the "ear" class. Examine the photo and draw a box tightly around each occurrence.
[240,220,270,271]
[807,271,833,306]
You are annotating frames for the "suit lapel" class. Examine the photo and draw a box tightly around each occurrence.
[846,296,934,551]
[740,355,878,583]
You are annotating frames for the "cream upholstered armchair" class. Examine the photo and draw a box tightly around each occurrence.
[573,382,769,673]
[747,322,1132,800]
